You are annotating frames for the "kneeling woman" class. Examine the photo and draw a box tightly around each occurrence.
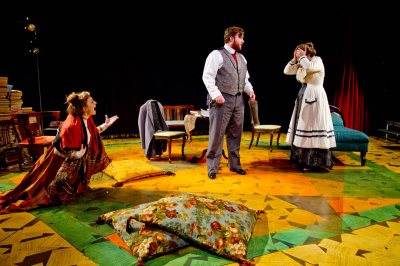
[0,91,118,213]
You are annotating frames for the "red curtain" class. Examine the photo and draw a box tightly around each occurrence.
[333,61,369,132]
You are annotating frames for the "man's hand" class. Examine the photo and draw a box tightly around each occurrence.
[249,92,256,103]
[214,95,225,105]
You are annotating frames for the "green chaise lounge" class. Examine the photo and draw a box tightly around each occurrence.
[330,108,369,166]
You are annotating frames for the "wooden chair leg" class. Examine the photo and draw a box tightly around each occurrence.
[269,132,273,151]
[18,146,24,166]
[276,131,281,149]
[249,131,255,149]
[256,133,261,147]
[168,139,172,163]
[18,156,22,170]
[181,135,186,160]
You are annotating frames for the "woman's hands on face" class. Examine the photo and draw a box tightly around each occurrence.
[293,47,305,62]
[296,48,306,57]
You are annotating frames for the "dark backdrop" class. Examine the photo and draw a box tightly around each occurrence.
[0,3,397,135]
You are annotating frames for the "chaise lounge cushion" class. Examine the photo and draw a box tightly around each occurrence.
[334,128,369,145]
[331,113,369,152]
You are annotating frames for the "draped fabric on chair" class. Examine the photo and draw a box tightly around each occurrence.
[138,100,168,159]
[151,100,168,155]
[138,100,187,163]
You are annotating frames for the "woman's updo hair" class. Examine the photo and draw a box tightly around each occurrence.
[66,91,91,116]
[300,42,317,57]
[297,42,317,57]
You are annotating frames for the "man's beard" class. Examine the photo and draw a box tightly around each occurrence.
[232,42,242,51]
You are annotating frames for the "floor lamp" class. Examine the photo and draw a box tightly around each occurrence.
[25,17,43,113]
[25,17,44,135]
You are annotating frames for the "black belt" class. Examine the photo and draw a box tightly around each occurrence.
[235,92,241,96]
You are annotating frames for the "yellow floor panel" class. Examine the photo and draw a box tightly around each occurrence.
[0,212,95,266]
[283,244,332,265]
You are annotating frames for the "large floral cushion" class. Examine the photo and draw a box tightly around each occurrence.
[127,193,263,264]
[97,208,189,264]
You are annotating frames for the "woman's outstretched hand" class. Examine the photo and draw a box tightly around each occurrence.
[104,115,119,128]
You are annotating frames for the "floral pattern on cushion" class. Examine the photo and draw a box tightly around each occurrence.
[97,208,189,264]
[127,193,262,264]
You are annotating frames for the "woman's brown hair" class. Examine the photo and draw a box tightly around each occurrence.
[66,91,91,116]
[297,42,317,57]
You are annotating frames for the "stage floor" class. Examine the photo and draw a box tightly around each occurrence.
[1,132,400,266]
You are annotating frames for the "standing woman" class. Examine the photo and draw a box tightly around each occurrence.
[0,91,118,212]
[284,42,336,172]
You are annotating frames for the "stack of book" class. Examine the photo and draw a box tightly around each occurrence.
[0,77,10,113]
[22,107,33,113]
[0,76,33,115]
[9,89,23,112]
[0,113,11,121]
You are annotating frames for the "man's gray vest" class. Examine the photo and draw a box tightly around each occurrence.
[216,48,247,96]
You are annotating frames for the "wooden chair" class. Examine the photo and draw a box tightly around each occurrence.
[41,110,62,135]
[248,100,281,151]
[163,105,194,130]
[151,101,187,163]
[0,118,22,170]
[12,111,60,163]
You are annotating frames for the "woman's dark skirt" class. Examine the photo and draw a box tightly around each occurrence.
[290,84,333,171]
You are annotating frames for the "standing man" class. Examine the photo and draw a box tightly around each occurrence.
[202,26,256,179]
